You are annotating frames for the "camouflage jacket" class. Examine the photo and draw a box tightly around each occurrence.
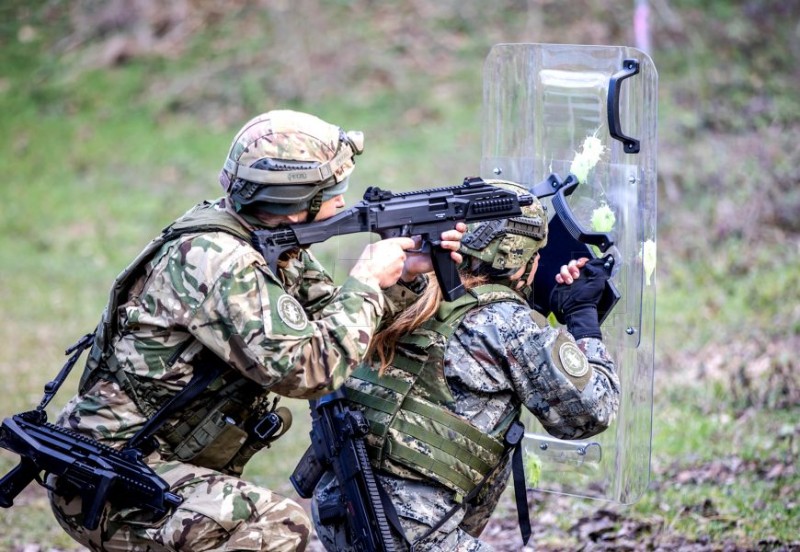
[56,198,419,458]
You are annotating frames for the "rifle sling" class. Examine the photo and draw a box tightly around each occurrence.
[376,478,410,548]
[125,363,223,454]
[511,440,532,545]
[37,333,96,414]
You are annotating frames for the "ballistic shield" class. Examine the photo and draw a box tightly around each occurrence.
[481,43,657,503]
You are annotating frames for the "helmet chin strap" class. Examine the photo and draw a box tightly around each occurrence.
[305,190,324,223]
[516,255,539,308]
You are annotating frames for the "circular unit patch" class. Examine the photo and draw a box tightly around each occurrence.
[276,294,308,331]
[558,341,589,378]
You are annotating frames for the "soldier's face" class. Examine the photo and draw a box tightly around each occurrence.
[313,194,346,221]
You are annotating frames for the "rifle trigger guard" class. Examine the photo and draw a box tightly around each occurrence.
[408,240,432,255]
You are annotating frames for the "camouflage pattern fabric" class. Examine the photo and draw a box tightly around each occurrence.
[227,110,356,184]
[312,298,620,551]
[50,198,422,550]
[50,460,311,551]
[344,284,524,499]
[58,198,389,446]
[313,463,511,552]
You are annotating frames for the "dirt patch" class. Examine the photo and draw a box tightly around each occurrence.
[301,486,800,551]
[478,492,799,552]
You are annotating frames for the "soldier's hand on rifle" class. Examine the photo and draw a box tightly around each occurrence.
[349,237,417,289]
[400,222,467,282]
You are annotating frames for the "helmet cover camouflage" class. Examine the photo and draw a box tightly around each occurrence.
[219,110,364,213]
[459,180,548,272]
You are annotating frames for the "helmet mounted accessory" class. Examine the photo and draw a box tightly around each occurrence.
[459,180,548,292]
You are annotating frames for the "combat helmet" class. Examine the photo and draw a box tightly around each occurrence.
[459,179,548,275]
[219,110,364,219]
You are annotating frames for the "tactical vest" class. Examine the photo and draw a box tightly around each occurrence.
[344,284,526,500]
[78,202,288,474]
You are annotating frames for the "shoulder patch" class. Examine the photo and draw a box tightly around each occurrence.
[558,341,589,378]
[551,333,593,392]
[276,294,308,331]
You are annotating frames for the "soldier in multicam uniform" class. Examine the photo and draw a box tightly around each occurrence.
[311,181,620,551]
[48,109,465,551]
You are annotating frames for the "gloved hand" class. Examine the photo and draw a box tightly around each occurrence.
[549,255,614,339]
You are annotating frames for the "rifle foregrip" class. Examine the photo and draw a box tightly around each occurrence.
[81,473,114,531]
[0,460,38,508]
[431,244,464,302]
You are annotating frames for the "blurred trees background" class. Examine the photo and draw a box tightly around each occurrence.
[12,0,794,427]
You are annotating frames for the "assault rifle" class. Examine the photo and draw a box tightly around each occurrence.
[290,388,396,552]
[0,411,182,530]
[0,333,182,530]
[252,177,534,301]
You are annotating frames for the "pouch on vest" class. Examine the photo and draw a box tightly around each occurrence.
[172,409,249,469]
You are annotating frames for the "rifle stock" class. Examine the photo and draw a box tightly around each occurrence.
[530,174,620,322]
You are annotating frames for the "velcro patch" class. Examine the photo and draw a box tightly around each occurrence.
[552,333,593,392]
[276,294,308,331]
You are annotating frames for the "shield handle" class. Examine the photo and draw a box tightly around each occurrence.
[607,59,641,154]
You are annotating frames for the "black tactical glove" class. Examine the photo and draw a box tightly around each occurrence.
[549,255,614,339]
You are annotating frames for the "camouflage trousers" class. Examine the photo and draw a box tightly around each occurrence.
[311,466,511,552]
[49,460,311,551]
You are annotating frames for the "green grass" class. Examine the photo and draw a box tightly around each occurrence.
[1,489,81,550]
[632,391,800,543]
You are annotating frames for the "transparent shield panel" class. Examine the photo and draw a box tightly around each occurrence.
[481,43,657,503]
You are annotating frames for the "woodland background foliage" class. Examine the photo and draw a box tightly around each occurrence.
[0,1,798,550]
